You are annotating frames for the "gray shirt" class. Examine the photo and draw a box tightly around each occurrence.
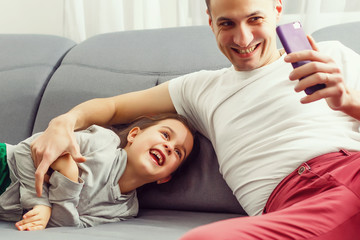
[0,125,138,228]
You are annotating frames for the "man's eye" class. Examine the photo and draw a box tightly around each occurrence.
[249,17,263,23]
[219,21,234,27]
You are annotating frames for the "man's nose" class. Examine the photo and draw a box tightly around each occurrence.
[233,25,253,47]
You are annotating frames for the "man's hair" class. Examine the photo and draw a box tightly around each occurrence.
[205,0,211,16]
[206,0,277,18]
[115,113,196,148]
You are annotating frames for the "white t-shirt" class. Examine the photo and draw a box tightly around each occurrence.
[169,41,360,216]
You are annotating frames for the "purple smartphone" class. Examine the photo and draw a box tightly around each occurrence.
[276,21,325,95]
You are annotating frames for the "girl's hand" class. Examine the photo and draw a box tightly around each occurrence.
[15,205,51,231]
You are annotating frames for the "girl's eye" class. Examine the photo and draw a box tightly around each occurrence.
[175,149,182,159]
[162,132,170,140]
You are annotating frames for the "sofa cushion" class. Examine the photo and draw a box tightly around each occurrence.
[0,209,241,240]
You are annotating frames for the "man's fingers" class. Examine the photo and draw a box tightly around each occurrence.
[35,164,49,197]
[31,131,85,196]
[68,144,86,163]
[30,145,42,168]
[73,154,86,163]
[307,35,319,51]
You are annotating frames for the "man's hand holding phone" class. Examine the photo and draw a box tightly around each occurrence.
[277,22,355,114]
[277,21,326,95]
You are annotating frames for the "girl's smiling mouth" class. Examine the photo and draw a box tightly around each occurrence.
[150,149,165,166]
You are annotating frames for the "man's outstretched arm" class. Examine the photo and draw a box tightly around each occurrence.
[31,82,175,196]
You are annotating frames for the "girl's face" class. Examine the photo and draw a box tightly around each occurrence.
[124,119,194,184]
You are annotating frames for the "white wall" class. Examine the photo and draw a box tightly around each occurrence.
[0,0,359,41]
[0,0,64,36]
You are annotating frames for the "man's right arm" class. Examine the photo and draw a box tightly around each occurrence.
[31,82,175,196]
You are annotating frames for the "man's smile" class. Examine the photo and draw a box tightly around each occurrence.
[231,43,260,55]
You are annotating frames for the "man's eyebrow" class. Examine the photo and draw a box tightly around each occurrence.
[162,126,187,159]
[216,11,264,23]
[217,16,232,23]
[246,11,264,18]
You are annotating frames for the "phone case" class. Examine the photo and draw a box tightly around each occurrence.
[276,22,325,95]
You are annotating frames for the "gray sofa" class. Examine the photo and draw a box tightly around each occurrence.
[0,21,359,239]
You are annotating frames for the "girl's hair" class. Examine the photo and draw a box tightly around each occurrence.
[115,113,196,148]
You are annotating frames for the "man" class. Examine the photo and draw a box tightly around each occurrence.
[31,0,360,238]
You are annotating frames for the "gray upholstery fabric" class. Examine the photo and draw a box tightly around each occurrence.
[312,21,360,54]
[32,26,230,132]
[0,22,359,239]
[0,210,239,240]
[0,35,75,144]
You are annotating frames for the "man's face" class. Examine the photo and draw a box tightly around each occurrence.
[208,0,282,71]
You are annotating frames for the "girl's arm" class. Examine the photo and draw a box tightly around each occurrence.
[15,152,80,231]
[47,169,85,228]
[50,153,79,183]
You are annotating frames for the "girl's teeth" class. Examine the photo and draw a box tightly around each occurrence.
[151,150,164,166]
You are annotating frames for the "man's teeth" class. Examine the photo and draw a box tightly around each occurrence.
[151,150,164,166]
[237,45,256,54]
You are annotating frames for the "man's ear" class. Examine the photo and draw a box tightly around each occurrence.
[157,175,172,184]
[275,0,283,22]
[127,127,140,144]
[207,9,215,32]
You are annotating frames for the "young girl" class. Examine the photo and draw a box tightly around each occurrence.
[0,113,194,231]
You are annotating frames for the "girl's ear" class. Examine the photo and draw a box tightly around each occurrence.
[127,127,140,143]
[156,175,172,184]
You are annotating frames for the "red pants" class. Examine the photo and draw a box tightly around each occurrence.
[180,150,360,240]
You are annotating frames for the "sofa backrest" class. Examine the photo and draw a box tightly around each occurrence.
[0,34,75,144]
[32,26,230,132]
[312,21,360,54]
